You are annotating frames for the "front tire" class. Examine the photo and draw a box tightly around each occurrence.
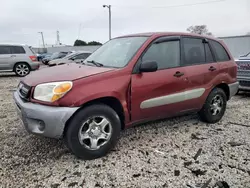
[198,88,227,123]
[65,104,121,160]
[14,63,30,77]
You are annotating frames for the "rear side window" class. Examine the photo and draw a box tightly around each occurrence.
[142,40,180,70]
[182,38,205,65]
[11,46,25,54]
[209,40,230,61]
[0,46,11,54]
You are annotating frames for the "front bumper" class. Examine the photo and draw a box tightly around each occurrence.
[228,82,239,99]
[237,76,250,91]
[13,91,79,138]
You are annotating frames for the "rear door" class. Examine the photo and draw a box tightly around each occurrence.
[0,45,13,70]
[181,37,220,110]
[131,37,189,122]
[9,46,27,65]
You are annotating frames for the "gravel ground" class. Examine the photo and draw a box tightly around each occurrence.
[0,72,250,188]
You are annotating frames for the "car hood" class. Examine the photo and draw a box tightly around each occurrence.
[22,63,115,86]
[49,59,72,65]
[239,57,250,60]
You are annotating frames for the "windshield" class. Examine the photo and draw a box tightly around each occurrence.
[50,52,60,59]
[84,37,148,68]
[63,52,78,59]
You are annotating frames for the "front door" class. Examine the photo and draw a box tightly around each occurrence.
[131,37,189,122]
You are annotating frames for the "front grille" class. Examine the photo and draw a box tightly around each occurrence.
[18,82,31,101]
[237,70,250,77]
[239,80,250,87]
[236,61,250,71]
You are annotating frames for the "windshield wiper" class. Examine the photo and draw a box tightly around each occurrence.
[87,60,103,67]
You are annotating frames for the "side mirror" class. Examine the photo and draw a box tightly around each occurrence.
[139,61,158,73]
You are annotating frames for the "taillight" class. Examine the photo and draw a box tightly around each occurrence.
[29,56,37,62]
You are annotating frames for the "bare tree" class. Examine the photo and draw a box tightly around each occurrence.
[187,25,212,36]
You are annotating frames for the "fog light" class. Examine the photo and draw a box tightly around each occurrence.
[38,121,45,131]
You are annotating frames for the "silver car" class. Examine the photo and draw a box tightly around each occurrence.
[47,51,92,66]
[0,44,40,77]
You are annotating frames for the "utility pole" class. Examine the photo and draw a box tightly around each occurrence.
[38,32,45,49]
[103,5,111,40]
[56,30,61,45]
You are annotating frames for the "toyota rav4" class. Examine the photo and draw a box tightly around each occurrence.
[13,32,239,160]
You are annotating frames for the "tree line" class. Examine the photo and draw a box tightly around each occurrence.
[186,25,250,36]
[74,40,102,46]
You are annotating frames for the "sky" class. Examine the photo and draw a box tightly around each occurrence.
[0,0,249,47]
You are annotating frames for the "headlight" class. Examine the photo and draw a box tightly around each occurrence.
[34,81,73,102]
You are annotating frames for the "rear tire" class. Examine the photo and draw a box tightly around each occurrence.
[65,104,121,160]
[14,63,30,77]
[198,88,227,123]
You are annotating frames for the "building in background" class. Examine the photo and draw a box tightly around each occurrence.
[46,45,101,53]
[218,35,250,58]
[33,45,101,54]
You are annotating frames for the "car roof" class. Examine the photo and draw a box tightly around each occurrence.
[76,51,92,53]
[116,32,219,41]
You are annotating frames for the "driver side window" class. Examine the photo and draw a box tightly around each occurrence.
[142,40,180,70]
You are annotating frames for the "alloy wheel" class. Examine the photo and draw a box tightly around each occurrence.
[210,94,223,116]
[16,64,29,76]
[78,116,112,150]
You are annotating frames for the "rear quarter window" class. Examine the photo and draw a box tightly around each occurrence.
[209,40,230,62]
[11,46,26,54]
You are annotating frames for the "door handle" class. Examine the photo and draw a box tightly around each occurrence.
[208,66,216,71]
[174,71,184,77]
[10,55,16,57]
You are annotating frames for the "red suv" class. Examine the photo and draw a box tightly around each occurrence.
[13,32,239,160]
